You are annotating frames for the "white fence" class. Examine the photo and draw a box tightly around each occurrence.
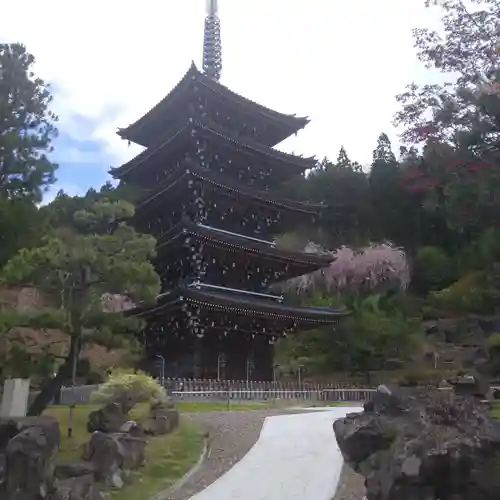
[170,388,375,403]
[30,379,375,406]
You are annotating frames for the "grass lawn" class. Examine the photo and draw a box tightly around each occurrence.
[44,405,206,500]
[174,399,358,412]
[176,400,274,413]
[490,401,500,420]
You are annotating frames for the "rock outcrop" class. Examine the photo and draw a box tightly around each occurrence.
[333,385,500,500]
[1,417,60,500]
[0,417,101,500]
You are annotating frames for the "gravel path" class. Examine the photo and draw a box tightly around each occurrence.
[168,409,311,500]
[331,463,365,500]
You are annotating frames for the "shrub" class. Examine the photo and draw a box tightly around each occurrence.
[398,367,443,387]
[90,368,167,412]
[429,272,500,314]
[414,246,455,292]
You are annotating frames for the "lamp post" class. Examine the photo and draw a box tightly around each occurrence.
[273,364,279,385]
[156,355,165,387]
[298,364,305,388]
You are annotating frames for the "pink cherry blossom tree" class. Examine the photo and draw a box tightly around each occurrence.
[280,243,410,295]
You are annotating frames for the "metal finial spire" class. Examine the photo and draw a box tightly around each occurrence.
[203,0,222,81]
[206,0,218,14]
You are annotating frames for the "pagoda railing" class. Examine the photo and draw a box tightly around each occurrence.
[188,281,284,302]
[196,223,276,247]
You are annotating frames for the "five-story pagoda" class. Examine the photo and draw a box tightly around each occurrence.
[111,0,348,380]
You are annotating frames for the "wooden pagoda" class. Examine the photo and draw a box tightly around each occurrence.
[110,2,347,380]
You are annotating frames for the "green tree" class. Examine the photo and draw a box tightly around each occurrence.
[0,197,160,415]
[306,150,370,246]
[0,198,48,267]
[0,43,58,201]
[368,133,407,242]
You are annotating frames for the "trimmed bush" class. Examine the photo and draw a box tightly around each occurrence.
[90,368,167,412]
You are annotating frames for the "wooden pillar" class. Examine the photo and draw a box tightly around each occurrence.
[193,336,203,378]
[253,335,274,381]
[225,332,247,380]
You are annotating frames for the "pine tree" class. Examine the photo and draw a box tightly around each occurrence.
[0,197,160,415]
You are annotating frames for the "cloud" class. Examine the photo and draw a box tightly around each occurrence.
[2,0,444,190]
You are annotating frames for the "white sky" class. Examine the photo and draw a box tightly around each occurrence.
[2,0,442,171]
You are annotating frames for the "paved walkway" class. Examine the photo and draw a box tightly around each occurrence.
[189,407,360,500]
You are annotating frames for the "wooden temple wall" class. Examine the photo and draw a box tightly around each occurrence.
[144,332,275,381]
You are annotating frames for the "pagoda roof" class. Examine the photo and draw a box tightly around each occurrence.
[129,284,349,328]
[117,62,309,148]
[110,119,316,180]
[154,217,333,280]
[136,159,322,217]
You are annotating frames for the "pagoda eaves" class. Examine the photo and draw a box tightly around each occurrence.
[116,63,309,149]
[129,285,345,328]
[135,160,323,218]
[111,119,316,183]
[152,217,334,286]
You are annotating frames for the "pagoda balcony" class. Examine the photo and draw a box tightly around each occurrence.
[110,119,316,189]
[116,63,309,150]
[153,218,333,291]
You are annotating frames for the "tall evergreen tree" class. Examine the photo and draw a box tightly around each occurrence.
[0,43,58,201]
[0,44,58,265]
[305,148,370,246]
[369,133,404,242]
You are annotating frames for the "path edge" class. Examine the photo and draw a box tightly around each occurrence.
[150,434,210,500]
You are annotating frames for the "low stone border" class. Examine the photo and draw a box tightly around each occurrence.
[150,435,210,500]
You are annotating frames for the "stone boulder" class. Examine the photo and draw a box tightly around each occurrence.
[87,402,126,433]
[120,420,144,437]
[447,374,490,399]
[333,385,500,500]
[0,416,60,500]
[52,462,101,500]
[142,401,179,436]
[83,431,146,489]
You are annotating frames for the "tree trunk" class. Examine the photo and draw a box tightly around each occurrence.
[27,335,81,416]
